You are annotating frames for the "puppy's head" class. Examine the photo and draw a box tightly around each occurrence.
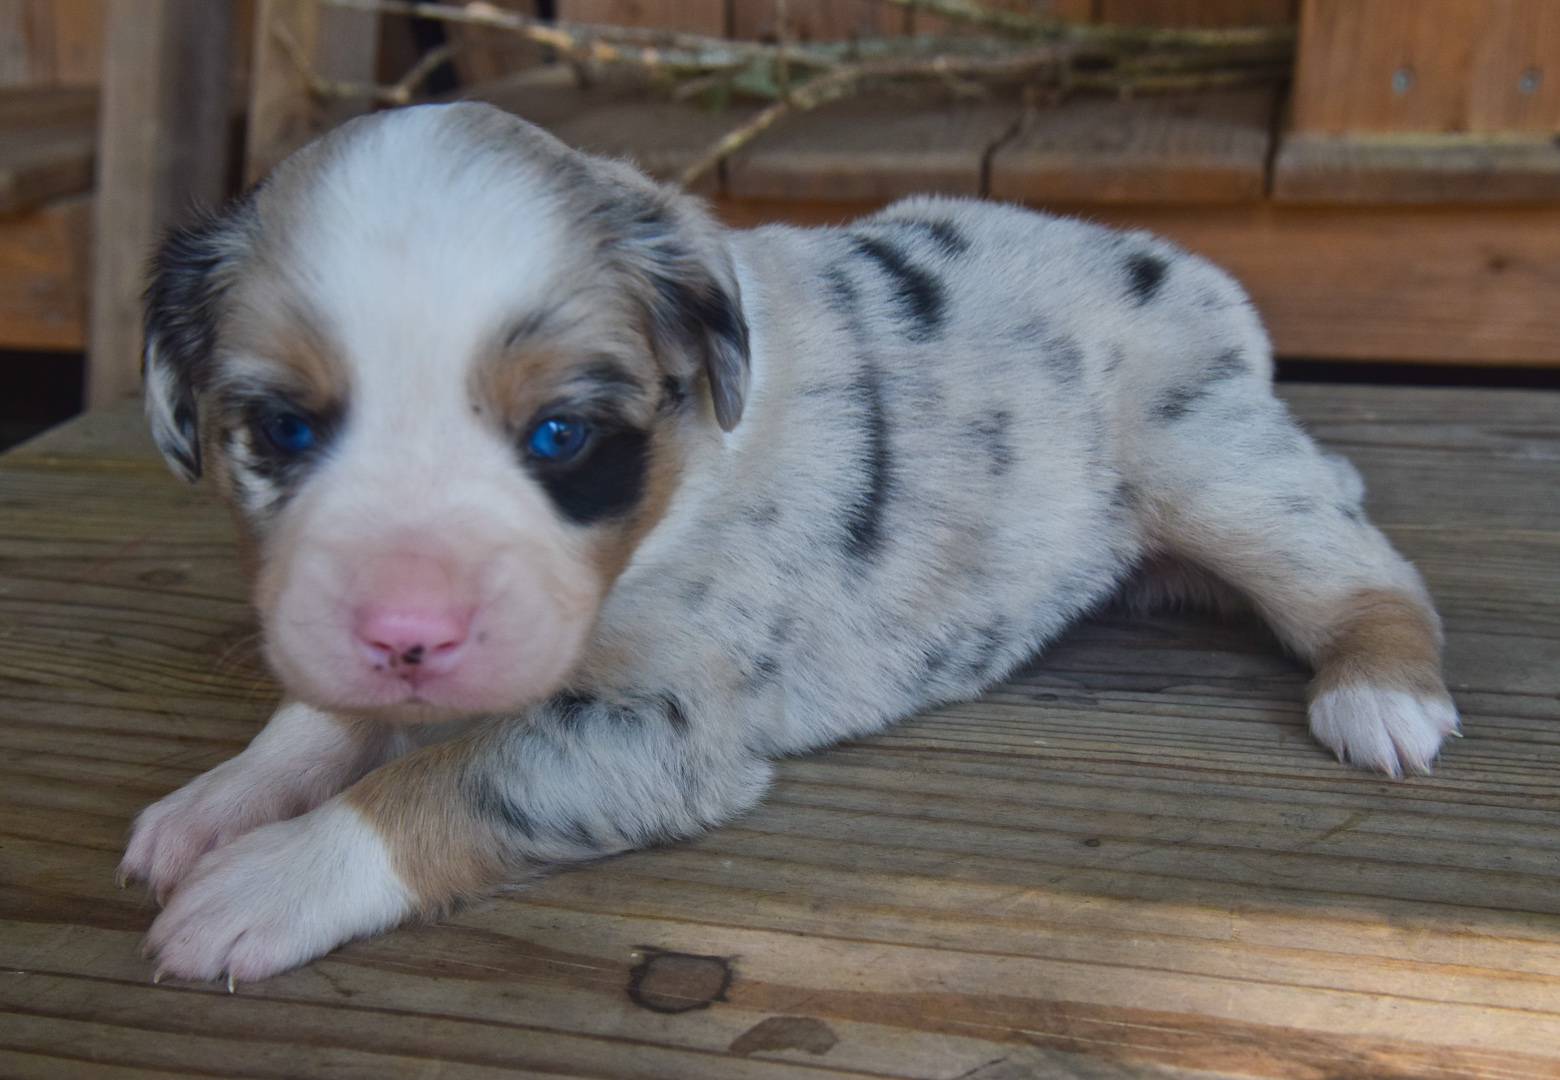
[142,104,749,719]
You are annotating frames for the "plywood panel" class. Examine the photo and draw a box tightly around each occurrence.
[989,88,1275,204]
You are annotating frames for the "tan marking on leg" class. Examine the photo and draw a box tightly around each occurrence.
[1309,588,1446,699]
[342,734,511,911]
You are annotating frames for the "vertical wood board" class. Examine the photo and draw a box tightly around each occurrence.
[86,0,232,406]
[1293,0,1560,134]
[244,0,379,187]
[0,192,90,349]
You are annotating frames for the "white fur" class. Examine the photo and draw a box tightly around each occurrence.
[144,799,414,983]
[1309,686,1460,777]
[130,104,1460,984]
[119,703,404,897]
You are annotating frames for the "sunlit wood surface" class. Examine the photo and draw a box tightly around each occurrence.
[2,386,1557,1079]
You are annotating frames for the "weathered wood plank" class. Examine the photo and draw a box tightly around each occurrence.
[725,98,1021,201]
[0,86,96,215]
[86,0,234,407]
[0,191,89,349]
[2,388,1559,1078]
[989,88,1276,205]
[1292,0,1560,135]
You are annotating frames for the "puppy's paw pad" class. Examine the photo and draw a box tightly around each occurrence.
[1308,685,1459,777]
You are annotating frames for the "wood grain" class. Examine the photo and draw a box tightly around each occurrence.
[1098,0,1295,26]
[2,385,1559,1078]
[562,0,727,36]
[0,192,89,350]
[1293,0,1560,135]
[243,0,378,188]
[725,98,1021,200]
[86,0,234,407]
[0,86,96,215]
[1272,131,1560,204]
[713,197,1560,364]
[989,88,1275,205]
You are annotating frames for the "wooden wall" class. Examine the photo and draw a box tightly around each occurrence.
[1293,0,1560,134]
[0,0,104,89]
[554,0,1294,39]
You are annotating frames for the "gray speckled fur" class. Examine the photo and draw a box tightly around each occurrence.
[136,107,1451,958]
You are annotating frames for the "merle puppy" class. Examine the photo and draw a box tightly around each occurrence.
[123,102,1458,983]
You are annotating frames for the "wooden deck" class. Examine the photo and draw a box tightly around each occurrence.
[1,384,1558,1079]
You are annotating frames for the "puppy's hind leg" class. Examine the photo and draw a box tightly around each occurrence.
[1129,391,1458,776]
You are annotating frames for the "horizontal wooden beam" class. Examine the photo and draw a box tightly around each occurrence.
[715,196,1560,365]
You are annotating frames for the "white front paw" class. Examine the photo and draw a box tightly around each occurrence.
[1308,684,1460,777]
[144,801,414,984]
[121,757,319,899]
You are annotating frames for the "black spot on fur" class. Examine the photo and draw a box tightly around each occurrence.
[466,774,539,841]
[560,817,600,849]
[1206,348,1248,381]
[1045,335,1085,381]
[1154,385,1206,422]
[660,375,689,411]
[1124,253,1169,306]
[528,426,648,524]
[552,691,598,733]
[1281,496,1317,513]
[1337,503,1365,524]
[885,218,971,259]
[972,411,1016,477]
[850,235,945,341]
[741,655,781,692]
[660,694,690,733]
[680,579,710,608]
[1152,348,1249,422]
[842,365,893,561]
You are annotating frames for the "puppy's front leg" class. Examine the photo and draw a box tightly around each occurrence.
[121,702,407,899]
[143,696,771,983]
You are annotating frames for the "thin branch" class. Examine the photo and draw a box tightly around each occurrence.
[878,0,1295,50]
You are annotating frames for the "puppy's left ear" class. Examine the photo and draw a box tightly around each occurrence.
[142,206,252,481]
[614,187,751,432]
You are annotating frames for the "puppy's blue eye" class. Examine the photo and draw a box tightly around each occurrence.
[527,417,591,462]
[260,412,315,454]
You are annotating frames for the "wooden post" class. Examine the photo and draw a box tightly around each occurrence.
[244,0,379,188]
[86,0,233,408]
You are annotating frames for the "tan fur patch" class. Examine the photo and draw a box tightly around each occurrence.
[1310,588,1446,699]
[343,731,511,908]
[472,343,686,581]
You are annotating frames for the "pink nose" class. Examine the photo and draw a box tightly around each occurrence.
[355,605,471,676]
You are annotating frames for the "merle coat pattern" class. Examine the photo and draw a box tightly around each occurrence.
[123,103,1457,984]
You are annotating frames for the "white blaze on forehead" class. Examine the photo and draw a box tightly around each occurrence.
[285,106,569,429]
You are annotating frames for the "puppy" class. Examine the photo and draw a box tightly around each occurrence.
[122,102,1459,983]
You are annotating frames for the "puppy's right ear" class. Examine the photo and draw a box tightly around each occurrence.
[142,208,250,482]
